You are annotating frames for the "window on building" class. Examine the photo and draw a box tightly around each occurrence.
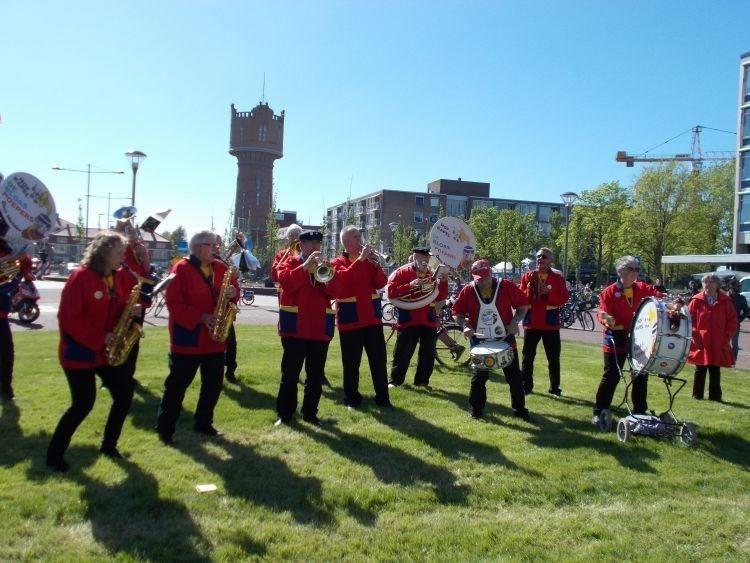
[413,211,424,223]
[445,196,467,217]
[744,64,750,103]
[518,203,536,217]
[429,214,439,224]
[494,202,510,210]
[430,197,440,208]
[739,193,750,231]
[415,196,424,207]
[538,205,552,223]
[258,123,267,142]
[743,108,750,147]
[473,200,491,210]
[255,175,261,206]
[742,152,750,190]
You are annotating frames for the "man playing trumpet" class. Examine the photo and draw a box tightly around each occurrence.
[387,247,448,388]
[274,230,343,426]
[330,226,391,409]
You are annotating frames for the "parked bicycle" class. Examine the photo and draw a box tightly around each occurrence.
[560,295,595,331]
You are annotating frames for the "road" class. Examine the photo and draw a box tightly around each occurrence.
[12,280,750,369]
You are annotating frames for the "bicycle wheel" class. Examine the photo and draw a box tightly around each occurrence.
[153,295,166,317]
[561,306,575,328]
[241,290,255,306]
[580,310,595,331]
[435,324,470,367]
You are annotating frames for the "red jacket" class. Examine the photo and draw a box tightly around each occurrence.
[165,256,239,355]
[58,266,137,369]
[386,263,448,330]
[271,247,294,283]
[124,244,156,307]
[520,268,569,330]
[277,256,344,341]
[330,253,388,331]
[451,279,529,349]
[687,292,738,367]
[597,280,665,353]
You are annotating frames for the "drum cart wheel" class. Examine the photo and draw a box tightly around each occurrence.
[679,422,697,447]
[599,409,613,432]
[617,418,631,442]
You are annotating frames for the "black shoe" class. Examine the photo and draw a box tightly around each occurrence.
[692,395,703,400]
[469,410,483,420]
[387,382,401,389]
[46,458,70,472]
[513,409,531,421]
[158,432,174,446]
[274,417,292,427]
[0,388,14,402]
[548,388,562,397]
[99,446,122,459]
[194,425,223,437]
[414,383,432,390]
[375,400,393,408]
[524,388,534,395]
[302,415,322,426]
[225,372,238,383]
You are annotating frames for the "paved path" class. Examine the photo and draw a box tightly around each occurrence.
[13,280,750,370]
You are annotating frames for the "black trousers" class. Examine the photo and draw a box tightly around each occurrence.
[276,337,330,420]
[389,325,437,386]
[0,318,14,398]
[594,352,648,415]
[469,354,527,417]
[693,365,722,401]
[225,323,237,374]
[521,329,561,393]
[156,352,224,437]
[339,324,389,407]
[47,365,134,462]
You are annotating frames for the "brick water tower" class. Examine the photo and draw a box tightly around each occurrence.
[229,101,285,248]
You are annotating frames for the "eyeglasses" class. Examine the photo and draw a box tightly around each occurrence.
[624,266,640,272]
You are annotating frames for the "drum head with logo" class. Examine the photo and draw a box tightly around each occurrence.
[630,297,659,373]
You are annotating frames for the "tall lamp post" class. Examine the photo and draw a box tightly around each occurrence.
[125,150,147,206]
[52,164,125,249]
[560,191,579,283]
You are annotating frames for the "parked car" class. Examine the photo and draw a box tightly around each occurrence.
[739,276,750,303]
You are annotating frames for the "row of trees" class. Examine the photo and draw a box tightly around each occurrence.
[467,161,734,286]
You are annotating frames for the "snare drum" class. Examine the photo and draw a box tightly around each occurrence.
[469,340,514,370]
[629,297,692,376]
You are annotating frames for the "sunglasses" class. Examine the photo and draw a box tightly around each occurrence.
[624,266,640,272]
[536,255,550,259]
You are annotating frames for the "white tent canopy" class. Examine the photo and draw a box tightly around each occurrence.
[492,261,514,274]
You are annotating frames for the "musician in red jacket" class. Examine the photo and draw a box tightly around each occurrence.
[387,247,448,388]
[452,260,530,420]
[47,232,139,471]
[330,226,391,409]
[156,230,239,445]
[520,247,569,396]
[687,274,738,402]
[271,223,302,285]
[593,255,665,425]
[274,230,344,425]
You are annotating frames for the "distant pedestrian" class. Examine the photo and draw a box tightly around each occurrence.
[727,278,749,365]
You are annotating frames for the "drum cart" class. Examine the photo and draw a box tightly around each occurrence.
[598,298,697,447]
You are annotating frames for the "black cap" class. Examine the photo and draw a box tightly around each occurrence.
[299,230,323,242]
[412,247,431,255]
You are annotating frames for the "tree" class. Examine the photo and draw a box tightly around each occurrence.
[392,223,420,266]
[682,161,735,254]
[160,226,187,259]
[258,190,280,274]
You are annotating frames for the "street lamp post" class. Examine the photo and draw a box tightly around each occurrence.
[560,191,579,283]
[125,150,147,206]
[52,164,125,249]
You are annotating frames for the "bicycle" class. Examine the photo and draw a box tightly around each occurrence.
[151,292,167,318]
[240,283,255,306]
[383,308,469,368]
[560,300,595,331]
[382,301,397,323]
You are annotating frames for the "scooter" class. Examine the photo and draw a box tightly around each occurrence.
[11,280,40,323]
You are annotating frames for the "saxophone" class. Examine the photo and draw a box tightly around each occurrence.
[106,278,144,366]
[209,240,241,342]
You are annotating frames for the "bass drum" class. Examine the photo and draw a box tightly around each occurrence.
[629,297,692,376]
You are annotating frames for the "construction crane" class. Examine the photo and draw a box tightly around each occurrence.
[616,125,735,171]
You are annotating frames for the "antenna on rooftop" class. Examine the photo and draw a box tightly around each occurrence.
[261,72,266,103]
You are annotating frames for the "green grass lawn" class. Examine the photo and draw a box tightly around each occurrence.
[1,326,748,560]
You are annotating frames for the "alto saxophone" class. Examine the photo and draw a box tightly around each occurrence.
[209,245,240,342]
[106,278,144,366]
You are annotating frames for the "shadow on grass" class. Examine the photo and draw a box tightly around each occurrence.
[129,382,335,528]
[697,429,750,470]
[305,420,470,506]
[374,401,542,477]
[504,411,662,473]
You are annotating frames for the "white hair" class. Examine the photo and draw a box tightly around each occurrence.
[339,225,359,246]
[284,223,302,241]
[615,255,639,273]
[189,230,216,253]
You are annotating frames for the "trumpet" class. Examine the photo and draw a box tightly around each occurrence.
[363,246,394,267]
[314,260,335,284]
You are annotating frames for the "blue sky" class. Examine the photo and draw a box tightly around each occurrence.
[1,0,746,238]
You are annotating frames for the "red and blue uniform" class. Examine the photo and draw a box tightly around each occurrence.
[386,264,448,330]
